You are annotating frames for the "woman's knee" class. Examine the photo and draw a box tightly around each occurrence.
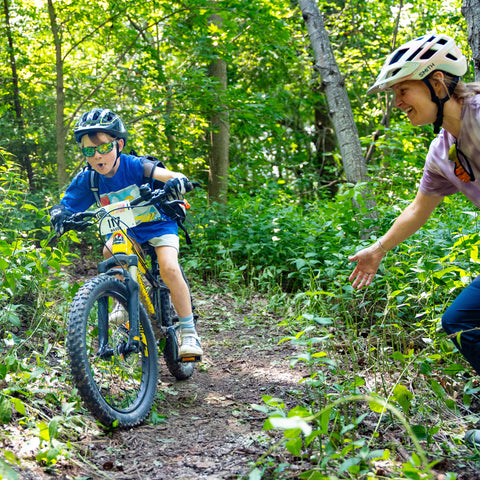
[441,307,458,335]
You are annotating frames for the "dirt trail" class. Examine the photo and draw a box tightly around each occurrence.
[50,286,304,479]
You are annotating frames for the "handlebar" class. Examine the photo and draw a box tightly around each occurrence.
[59,183,199,234]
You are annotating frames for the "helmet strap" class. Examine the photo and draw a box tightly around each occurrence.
[112,141,121,170]
[422,75,460,134]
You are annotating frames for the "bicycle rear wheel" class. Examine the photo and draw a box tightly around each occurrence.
[159,287,195,380]
[67,275,158,427]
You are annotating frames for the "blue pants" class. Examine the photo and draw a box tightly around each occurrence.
[442,275,480,375]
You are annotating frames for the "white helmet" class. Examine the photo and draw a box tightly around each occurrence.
[368,33,467,94]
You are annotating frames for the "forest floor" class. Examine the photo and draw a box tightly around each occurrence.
[13,282,308,480]
[9,274,480,479]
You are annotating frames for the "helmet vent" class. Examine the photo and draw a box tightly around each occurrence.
[406,47,423,62]
[389,68,401,79]
[389,48,409,65]
[420,49,435,60]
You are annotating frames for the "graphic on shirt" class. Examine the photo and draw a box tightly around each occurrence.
[100,184,162,224]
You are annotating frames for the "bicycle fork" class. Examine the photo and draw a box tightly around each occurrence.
[97,253,144,359]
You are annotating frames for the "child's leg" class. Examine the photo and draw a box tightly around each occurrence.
[155,245,202,358]
[155,245,191,317]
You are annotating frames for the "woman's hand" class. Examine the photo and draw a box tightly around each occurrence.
[348,242,385,289]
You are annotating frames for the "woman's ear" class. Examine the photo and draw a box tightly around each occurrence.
[430,71,447,96]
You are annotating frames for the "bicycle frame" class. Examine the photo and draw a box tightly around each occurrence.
[95,206,161,358]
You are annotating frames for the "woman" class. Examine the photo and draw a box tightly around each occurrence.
[348,33,480,446]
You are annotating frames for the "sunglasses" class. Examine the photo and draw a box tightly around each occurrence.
[451,143,475,183]
[82,141,117,157]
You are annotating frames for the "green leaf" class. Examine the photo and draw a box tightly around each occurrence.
[38,421,50,442]
[286,437,303,456]
[10,397,26,416]
[411,425,427,440]
[49,418,60,441]
[299,471,329,480]
[393,384,413,415]
[0,397,12,424]
[0,458,18,480]
[338,457,360,474]
[429,379,446,399]
[368,396,386,414]
[248,468,263,480]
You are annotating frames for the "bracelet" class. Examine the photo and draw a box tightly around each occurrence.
[377,239,388,254]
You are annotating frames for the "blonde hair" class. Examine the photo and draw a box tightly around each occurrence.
[453,80,480,100]
[426,71,480,104]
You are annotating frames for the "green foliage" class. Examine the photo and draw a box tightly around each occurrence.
[1,0,478,477]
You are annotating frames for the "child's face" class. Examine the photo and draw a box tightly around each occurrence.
[82,132,124,177]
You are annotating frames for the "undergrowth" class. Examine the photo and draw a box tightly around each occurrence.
[2,150,480,478]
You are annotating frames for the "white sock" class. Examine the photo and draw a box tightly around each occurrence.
[178,314,196,335]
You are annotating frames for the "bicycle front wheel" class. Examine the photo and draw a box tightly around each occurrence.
[66,275,158,427]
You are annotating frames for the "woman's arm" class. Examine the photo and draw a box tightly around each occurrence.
[349,190,444,289]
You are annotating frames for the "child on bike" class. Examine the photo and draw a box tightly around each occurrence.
[49,107,202,360]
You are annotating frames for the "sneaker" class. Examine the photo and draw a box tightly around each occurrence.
[110,303,128,324]
[178,332,203,359]
[466,430,480,448]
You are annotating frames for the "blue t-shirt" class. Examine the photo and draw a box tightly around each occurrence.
[61,154,178,243]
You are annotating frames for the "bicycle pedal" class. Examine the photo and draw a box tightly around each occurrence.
[180,355,202,363]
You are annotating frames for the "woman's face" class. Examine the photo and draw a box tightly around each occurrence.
[392,80,438,126]
[82,132,123,177]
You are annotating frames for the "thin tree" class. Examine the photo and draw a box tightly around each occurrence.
[297,0,370,187]
[3,0,35,190]
[207,14,230,205]
[462,0,480,81]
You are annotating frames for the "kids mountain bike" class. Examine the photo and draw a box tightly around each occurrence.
[58,185,199,427]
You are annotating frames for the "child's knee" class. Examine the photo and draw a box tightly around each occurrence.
[160,263,181,281]
[103,239,114,258]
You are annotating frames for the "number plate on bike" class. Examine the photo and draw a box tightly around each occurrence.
[98,201,137,235]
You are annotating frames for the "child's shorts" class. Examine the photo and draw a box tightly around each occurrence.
[148,234,179,252]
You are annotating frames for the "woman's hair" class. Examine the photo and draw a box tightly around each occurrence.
[453,80,480,100]
[428,71,480,101]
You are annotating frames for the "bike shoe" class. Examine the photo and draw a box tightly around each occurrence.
[110,303,128,324]
[179,333,203,359]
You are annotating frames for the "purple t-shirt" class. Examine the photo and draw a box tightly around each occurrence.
[420,95,480,208]
[61,154,178,243]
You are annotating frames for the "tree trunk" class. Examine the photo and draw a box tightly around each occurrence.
[207,14,230,205]
[47,0,67,188]
[462,0,480,81]
[297,0,369,186]
[3,0,35,191]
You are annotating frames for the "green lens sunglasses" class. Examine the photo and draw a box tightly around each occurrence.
[82,141,117,157]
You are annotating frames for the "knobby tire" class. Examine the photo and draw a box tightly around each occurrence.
[152,266,195,380]
[66,275,158,427]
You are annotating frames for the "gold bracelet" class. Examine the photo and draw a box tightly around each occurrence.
[377,239,388,254]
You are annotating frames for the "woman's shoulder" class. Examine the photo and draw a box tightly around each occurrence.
[463,93,480,112]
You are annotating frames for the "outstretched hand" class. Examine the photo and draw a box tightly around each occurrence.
[348,243,385,289]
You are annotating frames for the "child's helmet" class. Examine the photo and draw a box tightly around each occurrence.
[73,108,128,144]
[368,33,467,94]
